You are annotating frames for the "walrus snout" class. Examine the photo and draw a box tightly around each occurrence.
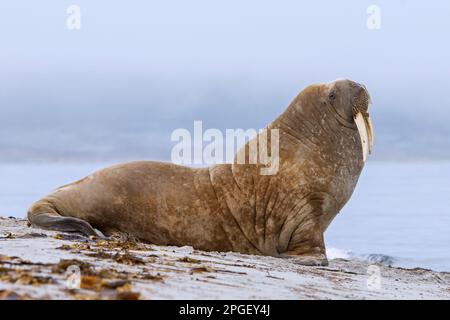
[346,81,374,161]
[352,83,371,114]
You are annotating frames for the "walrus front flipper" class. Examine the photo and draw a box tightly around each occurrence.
[280,219,329,266]
[279,253,329,267]
[27,201,104,238]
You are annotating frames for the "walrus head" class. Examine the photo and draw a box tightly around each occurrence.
[325,79,374,161]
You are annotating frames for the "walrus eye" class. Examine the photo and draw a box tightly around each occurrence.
[328,91,336,102]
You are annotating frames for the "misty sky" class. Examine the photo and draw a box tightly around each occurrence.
[1,0,449,163]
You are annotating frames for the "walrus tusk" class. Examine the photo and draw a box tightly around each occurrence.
[365,115,374,153]
[354,112,374,162]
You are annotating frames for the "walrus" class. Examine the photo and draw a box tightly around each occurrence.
[27,79,373,266]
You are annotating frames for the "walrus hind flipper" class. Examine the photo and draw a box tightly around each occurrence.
[28,212,105,239]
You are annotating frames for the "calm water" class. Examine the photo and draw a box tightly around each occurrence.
[326,161,450,272]
[1,161,449,271]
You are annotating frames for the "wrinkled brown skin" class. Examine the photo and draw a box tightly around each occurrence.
[28,79,369,266]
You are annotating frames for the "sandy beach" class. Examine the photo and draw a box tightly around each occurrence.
[0,216,449,300]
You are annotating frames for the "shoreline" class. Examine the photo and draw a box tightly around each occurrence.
[1,216,449,300]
